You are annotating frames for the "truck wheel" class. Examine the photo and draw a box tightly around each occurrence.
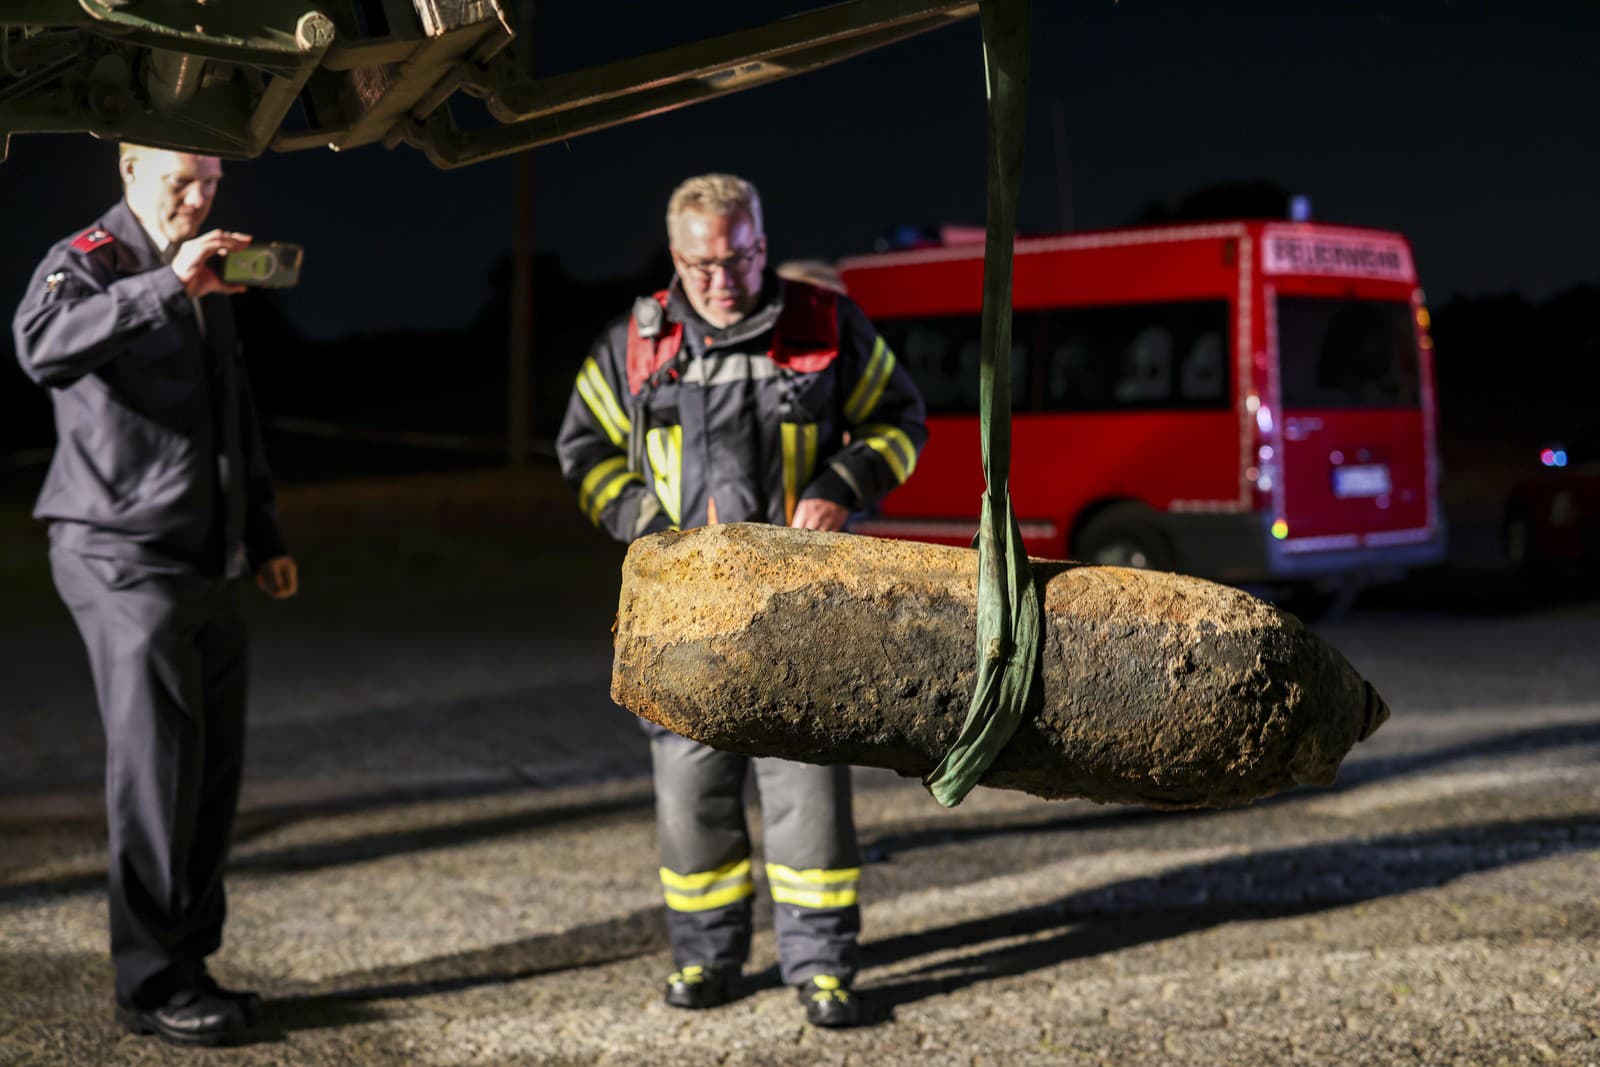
[1075,506,1176,572]
[1279,579,1363,623]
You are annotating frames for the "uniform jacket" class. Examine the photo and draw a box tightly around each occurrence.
[12,200,285,576]
[557,275,927,542]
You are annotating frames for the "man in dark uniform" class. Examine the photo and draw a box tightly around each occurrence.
[557,173,926,1028]
[12,144,298,1048]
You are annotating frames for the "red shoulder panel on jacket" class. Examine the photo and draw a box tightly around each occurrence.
[69,228,116,254]
[625,291,683,395]
[770,281,840,373]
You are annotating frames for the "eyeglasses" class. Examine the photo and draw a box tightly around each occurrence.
[674,242,764,284]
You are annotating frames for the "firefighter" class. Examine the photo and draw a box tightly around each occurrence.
[12,145,296,1047]
[556,173,926,1027]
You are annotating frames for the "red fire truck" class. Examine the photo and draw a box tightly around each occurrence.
[840,221,1445,603]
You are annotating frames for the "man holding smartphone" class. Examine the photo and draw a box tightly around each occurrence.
[11,144,297,1047]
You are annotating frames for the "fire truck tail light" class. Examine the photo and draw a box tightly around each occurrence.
[1271,519,1289,540]
[1416,308,1431,329]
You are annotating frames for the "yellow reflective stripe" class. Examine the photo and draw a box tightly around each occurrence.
[765,863,860,910]
[660,859,754,912]
[781,423,798,523]
[587,469,639,524]
[802,424,819,490]
[765,863,861,886]
[579,455,639,524]
[584,358,633,436]
[576,358,631,447]
[580,454,629,504]
[864,438,907,484]
[859,423,917,484]
[861,423,917,477]
[843,337,895,423]
[645,425,683,525]
[660,858,751,891]
[664,880,754,912]
[781,423,821,524]
[770,885,858,908]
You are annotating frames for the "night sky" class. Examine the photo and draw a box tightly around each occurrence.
[1,1,1596,341]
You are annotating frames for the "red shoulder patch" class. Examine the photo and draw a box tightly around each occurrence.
[769,281,840,373]
[69,228,115,254]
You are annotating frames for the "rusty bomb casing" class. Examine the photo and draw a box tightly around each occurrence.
[611,524,1388,808]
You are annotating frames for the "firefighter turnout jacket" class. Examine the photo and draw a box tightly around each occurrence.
[557,275,926,541]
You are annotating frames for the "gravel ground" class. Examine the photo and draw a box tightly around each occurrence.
[1,468,1596,1066]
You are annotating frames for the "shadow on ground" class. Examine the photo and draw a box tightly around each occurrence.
[857,813,1600,1022]
[0,783,654,903]
[861,717,1600,862]
[195,812,1600,1032]
[264,908,668,1034]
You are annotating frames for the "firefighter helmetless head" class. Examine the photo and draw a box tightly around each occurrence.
[667,173,768,329]
[119,144,224,249]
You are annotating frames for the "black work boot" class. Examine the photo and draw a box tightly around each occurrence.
[197,967,266,1024]
[797,974,861,1028]
[663,964,736,1009]
[116,988,247,1047]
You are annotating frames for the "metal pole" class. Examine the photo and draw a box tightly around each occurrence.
[508,150,533,467]
[506,0,537,467]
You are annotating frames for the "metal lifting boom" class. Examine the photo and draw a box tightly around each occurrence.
[0,0,976,164]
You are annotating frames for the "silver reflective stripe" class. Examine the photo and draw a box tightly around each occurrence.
[680,352,782,386]
[827,457,865,503]
[765,862,861,909]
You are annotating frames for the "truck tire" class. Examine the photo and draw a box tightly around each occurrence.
[1278,579,1363,623]
[1075,505,1176,572]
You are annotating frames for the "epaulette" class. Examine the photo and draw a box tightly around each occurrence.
[69,227,115,254]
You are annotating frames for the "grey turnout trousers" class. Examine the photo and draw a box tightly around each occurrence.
[49,548,249,1009]
[651,733,861,987]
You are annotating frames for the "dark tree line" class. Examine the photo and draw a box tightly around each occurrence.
[2,242,1595,481]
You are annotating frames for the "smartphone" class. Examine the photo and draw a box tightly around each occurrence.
[221,242,304,288]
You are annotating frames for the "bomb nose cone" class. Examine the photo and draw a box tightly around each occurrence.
[1360,682,1391,742]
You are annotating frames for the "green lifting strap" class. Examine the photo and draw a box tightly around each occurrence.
[924,0,1042,808]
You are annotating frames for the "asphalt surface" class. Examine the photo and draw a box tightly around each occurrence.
[1,468,1597,1066]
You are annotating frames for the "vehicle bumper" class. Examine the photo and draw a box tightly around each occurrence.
[1167,511,1448,583]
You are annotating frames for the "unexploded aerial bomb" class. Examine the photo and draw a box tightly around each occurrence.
[611,524,1388,808]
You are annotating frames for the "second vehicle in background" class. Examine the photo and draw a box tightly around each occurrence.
[839,219,1446,610]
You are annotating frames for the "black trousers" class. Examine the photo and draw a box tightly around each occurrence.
[50,548,249,1009]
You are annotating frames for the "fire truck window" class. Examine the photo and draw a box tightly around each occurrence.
[877,316,1029,414]
[1277,297,1419,409]
[1039,301,1230,412]
[1047,340,1100,408]
[1115,327,1174,403]
[1181,332,1226,401]
[898,322,964,410]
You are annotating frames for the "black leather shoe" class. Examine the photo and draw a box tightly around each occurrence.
[116,989,247,1047]
[797,974,861,1028]
[197,969,266,1024]
[663,964,736,1010]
